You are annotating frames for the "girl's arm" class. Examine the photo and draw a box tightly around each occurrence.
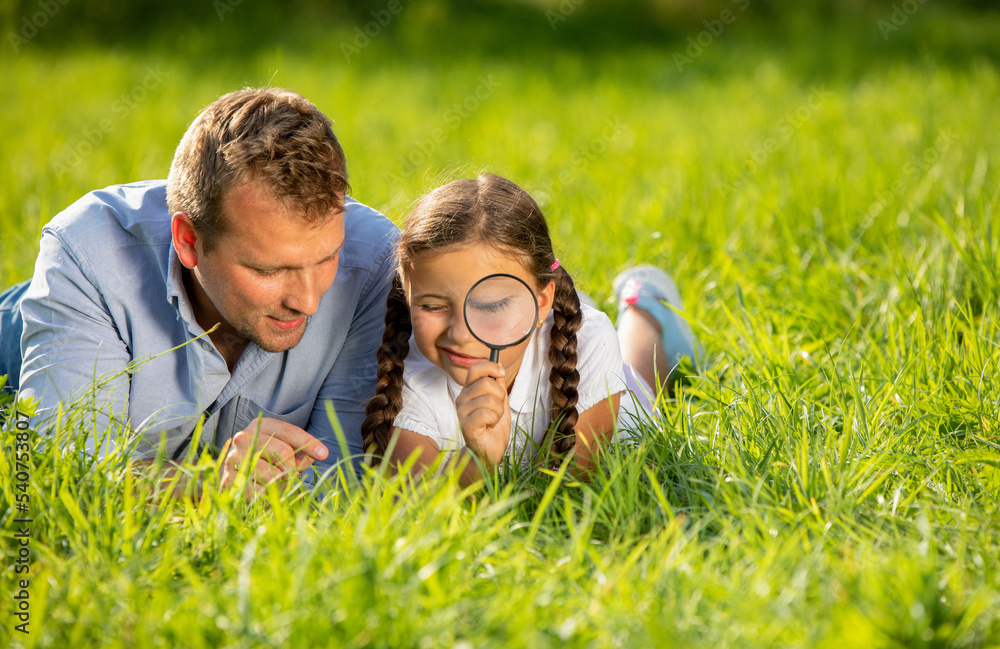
[385,427,489,487]
[570,391,623,478]
[387,361,510,487]
[387,390,623,484]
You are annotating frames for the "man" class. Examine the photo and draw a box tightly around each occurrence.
[0,87,398,495]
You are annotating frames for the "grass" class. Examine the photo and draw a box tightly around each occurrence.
[2,2,1000,647]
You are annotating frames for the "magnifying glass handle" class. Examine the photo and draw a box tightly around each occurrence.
[489,348,500,364]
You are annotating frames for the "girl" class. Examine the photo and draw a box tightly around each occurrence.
[362,174,699,483]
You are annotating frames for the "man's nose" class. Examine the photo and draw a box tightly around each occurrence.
[283,270,322,316]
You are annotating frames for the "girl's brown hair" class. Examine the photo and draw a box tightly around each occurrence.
[361,173,583,459]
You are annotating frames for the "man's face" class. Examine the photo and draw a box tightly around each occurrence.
[190,179,345,354]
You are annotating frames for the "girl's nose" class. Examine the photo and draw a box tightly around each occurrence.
[447,311,474,344]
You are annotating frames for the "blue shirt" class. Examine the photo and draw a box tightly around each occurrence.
[18,180,398,474]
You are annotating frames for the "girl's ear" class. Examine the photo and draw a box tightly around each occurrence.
[536,280,557,325]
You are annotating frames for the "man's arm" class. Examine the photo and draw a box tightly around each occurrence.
[19,229,135,456]
[18,229,226,501]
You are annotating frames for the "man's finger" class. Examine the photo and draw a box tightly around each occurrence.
[249,417,329,462]
[292,451,316,472]
[250,457,292,485]
[244,480,268,503]
[224,455,293,492]
[256,435,300,472]
[223,437,303,490]
[229,429,304,473]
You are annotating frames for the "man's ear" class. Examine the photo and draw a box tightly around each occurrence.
[171,212,200,269]
[537,280,557,325]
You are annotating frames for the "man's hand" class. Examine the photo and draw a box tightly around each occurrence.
[455,361,511,468]
[220,417,329,499]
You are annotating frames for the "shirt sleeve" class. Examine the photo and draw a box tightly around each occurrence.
[18,228,134,457]
[307,233,398,474]
[393,366,463,452]
[574,308,628,414]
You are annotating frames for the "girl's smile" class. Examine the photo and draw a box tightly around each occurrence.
[440,346,484,368]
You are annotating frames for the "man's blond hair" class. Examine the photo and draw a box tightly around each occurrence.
[167,87,350,250]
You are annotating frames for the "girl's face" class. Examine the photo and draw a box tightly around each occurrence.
[403,244,556,389]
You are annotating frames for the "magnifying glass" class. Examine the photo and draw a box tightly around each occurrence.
[464,273,539,363]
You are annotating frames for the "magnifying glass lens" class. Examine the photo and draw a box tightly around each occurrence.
[465,275,538,350]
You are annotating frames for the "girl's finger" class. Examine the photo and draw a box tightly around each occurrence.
[458,375,507,405]
[463,360,505,386]
[457,393,505,421]
[464,407,504,430]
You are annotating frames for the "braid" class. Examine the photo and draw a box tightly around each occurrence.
[546,266,582,455]
[361,274,411,460]
[397,173,585,458]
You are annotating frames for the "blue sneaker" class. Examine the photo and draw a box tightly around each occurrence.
[613,265,702,379]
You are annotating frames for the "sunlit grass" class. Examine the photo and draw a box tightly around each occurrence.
[2,4,1000,647]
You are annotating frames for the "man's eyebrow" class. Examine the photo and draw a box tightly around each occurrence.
[319,245,343,264]
[248,244,343,271]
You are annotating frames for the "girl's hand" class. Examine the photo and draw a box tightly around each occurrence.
[455,360,511,467]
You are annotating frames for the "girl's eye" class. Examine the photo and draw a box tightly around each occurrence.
[468,297,512,314]
[419,304,446,313]
[255,268,279,277]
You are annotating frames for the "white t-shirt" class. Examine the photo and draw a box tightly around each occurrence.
[394,304,653,461]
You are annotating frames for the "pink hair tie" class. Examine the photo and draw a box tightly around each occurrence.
[550,259,561,271]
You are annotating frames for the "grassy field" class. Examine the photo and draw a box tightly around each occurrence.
[2,2,1000,647]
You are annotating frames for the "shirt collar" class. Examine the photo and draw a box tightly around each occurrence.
[165,248,206,336]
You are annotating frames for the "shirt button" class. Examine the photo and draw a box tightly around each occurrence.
[202,342,213,352]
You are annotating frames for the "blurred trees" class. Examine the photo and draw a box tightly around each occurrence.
[2,0,996,67]
[2,0,995,47]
